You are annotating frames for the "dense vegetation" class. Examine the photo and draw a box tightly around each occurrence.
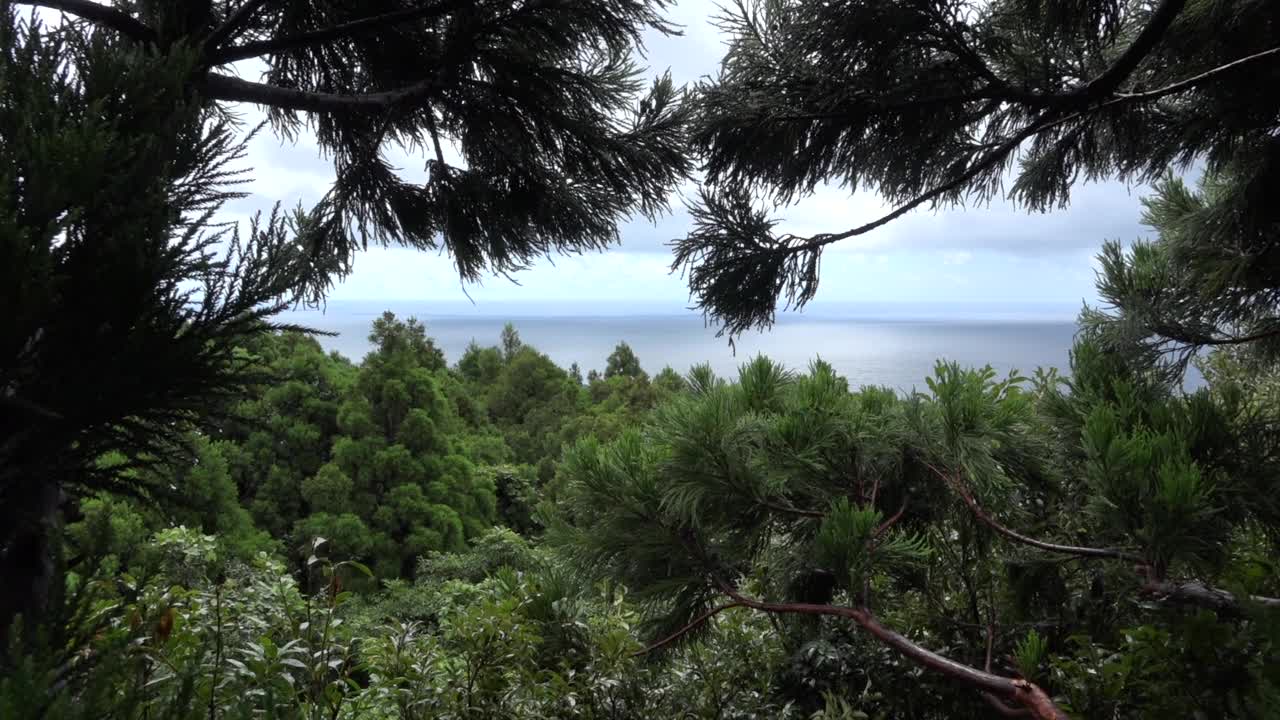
[3,1,1280,719]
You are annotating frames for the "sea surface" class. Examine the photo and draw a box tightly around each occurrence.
[281,301,1086,392]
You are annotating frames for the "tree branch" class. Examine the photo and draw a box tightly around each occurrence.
[926,464,1143,564]
[759,499,825,519]
[872,498,908,540]
[982,621,1033,717]
[717,586,1067,720]
[208,0,474,65]
[203,0,273,55]
[928,464,1280,616]
[199,72,440,113]
[17,0,155,42]
[769,43,1280,258]
[631,601,744,656]
[1078,0,1186,100]
[1142,580,1280,618]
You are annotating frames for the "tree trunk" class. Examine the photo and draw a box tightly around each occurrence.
[0,478,63,657]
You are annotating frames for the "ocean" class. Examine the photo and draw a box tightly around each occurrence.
[280,301,1085,393]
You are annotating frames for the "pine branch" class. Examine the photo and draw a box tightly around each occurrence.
[717,586,1067,720]
[982,622,1032,718]
[786,41,1280,255]
[1076,0,1185,101]
[203,0,274,54]
[872,498,908,541]
[18,0,155,42]
[208,0,474,65]
[687,37,1280,336]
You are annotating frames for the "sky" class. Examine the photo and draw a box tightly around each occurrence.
[219,0,1155,312]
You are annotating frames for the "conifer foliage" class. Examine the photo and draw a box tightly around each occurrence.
[553,354,1280,718]
[0,6,313,649]
[676,0,1280,340]
[18,0,694,296]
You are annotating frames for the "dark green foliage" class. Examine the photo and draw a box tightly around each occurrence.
[605,341,647,380]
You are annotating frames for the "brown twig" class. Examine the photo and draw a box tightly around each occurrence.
[631,602,744,656]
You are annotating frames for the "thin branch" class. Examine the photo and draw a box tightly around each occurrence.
[200,72,440,112]
[717,586,1068,720]
[929,465,1280,616]
[926,463,1143,563]
[203,0,273,54]
[980,620,1032,717]
[209,0,474,65]
[872,498,907,540]
[631,602,743,656]
[777,43,1280,255]
[1141,580,1280,618]
[18,0,155,42]
[759,499,825,519]
[1077,0,1186,100]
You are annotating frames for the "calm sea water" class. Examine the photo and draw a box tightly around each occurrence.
[281,301,1083,392]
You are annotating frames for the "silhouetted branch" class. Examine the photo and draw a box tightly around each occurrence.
[19,0,155,42]
[200,72,441,112]
[203,0,273,54]
[208,0,474,65]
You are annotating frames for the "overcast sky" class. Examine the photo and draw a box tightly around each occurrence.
[221,0,1153,310]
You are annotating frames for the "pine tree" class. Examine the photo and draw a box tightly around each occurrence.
[674,0,1280,341]
[18,0,694,297]
[551,356,1280,718]
[0,7,313,647]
